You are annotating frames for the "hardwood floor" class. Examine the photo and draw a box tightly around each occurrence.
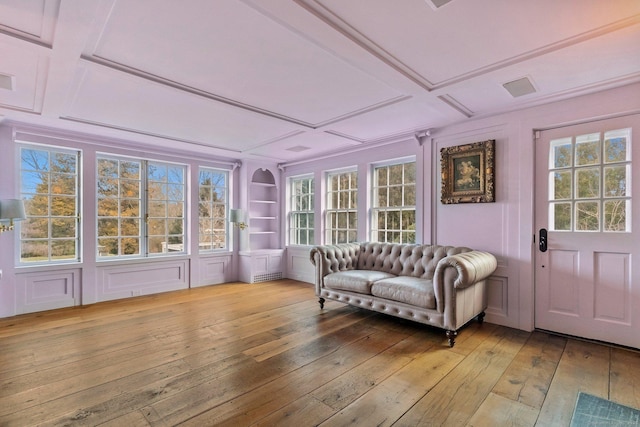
[0,279,639,426]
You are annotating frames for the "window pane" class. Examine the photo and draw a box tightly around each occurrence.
[98,178,118,197]
[388,164,403,185]
[25,195,49,216]
[22,218,49,239]
[120,161,140,179]
[121,200,139,217]
[51,196,75,216]
[404,185,416,206]
[22,149,49,171]
[52,240,76,260]
[122,237,140,255]
[21,241,49,263]
[404,163,416,184]
[51,218,76,238]
[149,201,167,217]
[121,219,140,236]
[98,238,118,256]
[388,187,403,207]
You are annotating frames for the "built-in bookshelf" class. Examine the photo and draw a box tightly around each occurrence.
[239,166,284,283]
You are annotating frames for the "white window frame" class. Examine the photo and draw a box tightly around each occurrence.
[326,168,358,244]
[198,167,230,251]
[371,157,416,244]
[96,154,187,259]
[288,174,315,246]
[18,144,81,265]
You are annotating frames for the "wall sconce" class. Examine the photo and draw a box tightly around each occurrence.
[229,209,247,230]
[0,199,27,234]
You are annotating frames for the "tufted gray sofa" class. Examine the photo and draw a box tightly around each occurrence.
[309,242,497,346]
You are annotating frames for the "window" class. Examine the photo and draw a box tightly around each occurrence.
[289,175,314,245]
[326,169,358,244]
[19,145,80,264]
[97,155,186,258]
[198,167,229,251]
[549,128,631,232]
[371,159,416,243]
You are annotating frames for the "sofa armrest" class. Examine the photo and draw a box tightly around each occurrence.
[310,243,361,295]
[433,250,497,313]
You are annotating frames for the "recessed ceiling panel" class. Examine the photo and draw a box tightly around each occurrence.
[64,64,302,153]
[84,0,403,126]
[310,0,640,87]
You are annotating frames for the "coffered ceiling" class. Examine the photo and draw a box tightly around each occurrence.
[1,0,640,162]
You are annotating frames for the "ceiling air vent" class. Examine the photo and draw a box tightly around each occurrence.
[503,76,537,98]
[426,0,454,10]
[0,73,14,91]
[286,145,311,152]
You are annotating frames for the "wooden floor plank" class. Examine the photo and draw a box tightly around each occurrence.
[467,392,539,427]
[609,347,640,409]
[535,338,611,427]
[491,331,566,409]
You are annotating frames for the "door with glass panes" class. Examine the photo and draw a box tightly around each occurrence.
[534,115,640,348]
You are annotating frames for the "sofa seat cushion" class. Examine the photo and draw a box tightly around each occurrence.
[371,276,436,309]
[324,270,395,294]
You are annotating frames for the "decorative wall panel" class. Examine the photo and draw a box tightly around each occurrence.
[96,260,189,302]
[16,268,81,314]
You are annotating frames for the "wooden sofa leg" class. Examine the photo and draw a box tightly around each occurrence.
[446,330,457,347]
[477,311,486,324]
[318,297,325,309]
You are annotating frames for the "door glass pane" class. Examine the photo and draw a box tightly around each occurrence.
[575,168,600,198]
[575,201,599,231]
[603,199,628,232]
[552,171,572,200]
[604,129,630,163]
[550,137,572,168]
[551,202,571,231]
[575,133,600,166]
[604,165,628,197]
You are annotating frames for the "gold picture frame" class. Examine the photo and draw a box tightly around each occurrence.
[441,139,495,204]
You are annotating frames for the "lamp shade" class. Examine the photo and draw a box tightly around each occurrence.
[0,199,26,221]
[229,209,245,223]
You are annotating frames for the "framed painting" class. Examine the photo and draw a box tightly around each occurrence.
[441,139,495,204]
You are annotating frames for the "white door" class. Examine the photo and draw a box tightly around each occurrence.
[535,115,640,348]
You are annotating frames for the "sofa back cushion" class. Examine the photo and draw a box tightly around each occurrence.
[357,242,470,279]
